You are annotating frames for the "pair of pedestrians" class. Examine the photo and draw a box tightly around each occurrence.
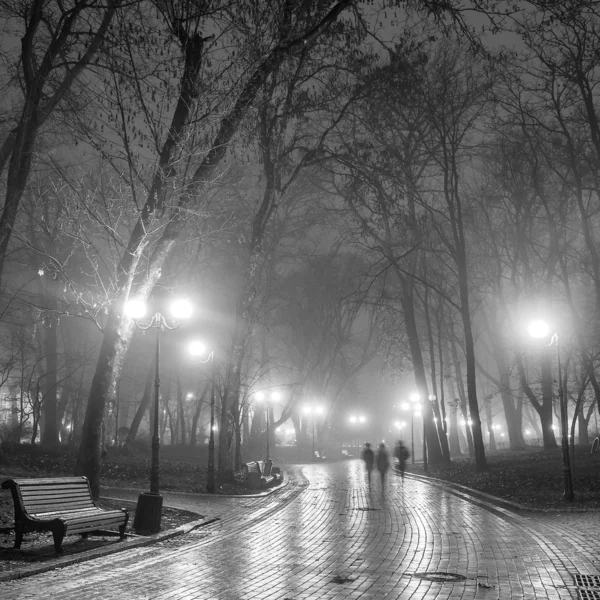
[361,442,391,494]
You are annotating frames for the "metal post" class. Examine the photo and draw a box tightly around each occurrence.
[554,334,574,502]
[411,412,415,464]
[115,379,120,448]
[423,411,428,472]
[207,352,216,494]
[130,301,191,535]
[312,416,315,458]
[150,321,161,494]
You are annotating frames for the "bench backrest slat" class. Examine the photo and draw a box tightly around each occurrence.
[2,477,95,517]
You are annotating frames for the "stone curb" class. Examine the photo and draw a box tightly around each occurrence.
[107,474,289,499]
[398,468,600,513]
[0,515,219,583]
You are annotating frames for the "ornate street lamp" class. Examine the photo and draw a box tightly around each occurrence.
[125,296,192,532]
[528,319,574,502]
[189,340,216,493]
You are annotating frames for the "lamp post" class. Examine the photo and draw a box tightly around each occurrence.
[189,341,216,493]
[304,404,323,459]
[403,393,421,465]
[528,319,574,502]
[125,296,192,532]
[425,394,437,472]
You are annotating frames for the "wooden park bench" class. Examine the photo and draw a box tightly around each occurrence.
[1,476,129,554]
[243,460,283,490]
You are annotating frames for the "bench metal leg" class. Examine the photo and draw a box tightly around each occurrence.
[14,522,24,549]
[50,520,66,554]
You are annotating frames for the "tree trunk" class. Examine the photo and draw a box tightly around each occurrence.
[423,288,450,464]
[448,399,462,456]
[125,360,155,446]
[450,328,474,455]
[486,314,525,449]
[190,386,208,446]
[457,265,487,471]
[400,279,444,465]
[176,369,185,445]
[41,312,59,446]
[485,401,496,452]
[540,349,559,449]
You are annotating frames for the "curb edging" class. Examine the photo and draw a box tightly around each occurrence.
[0,515,219,583]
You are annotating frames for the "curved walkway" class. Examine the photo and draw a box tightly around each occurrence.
[1,460,598,599]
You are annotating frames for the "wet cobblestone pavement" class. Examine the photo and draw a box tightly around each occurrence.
[1,460,599,599]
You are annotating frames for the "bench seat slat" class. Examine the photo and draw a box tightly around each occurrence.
[31,508,125,520]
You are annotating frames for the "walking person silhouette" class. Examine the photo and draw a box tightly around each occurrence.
[394,439,410,482]
[376,442,390,496]
[361,442,375,487]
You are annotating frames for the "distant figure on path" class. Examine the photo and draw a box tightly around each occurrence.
[394,440,410,481]
[376,442,390,495]
[361,442,375,487]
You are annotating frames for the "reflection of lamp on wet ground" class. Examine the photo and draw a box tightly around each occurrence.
[189,340,216,493]
[125,296,193,532]
[528,319,574,502]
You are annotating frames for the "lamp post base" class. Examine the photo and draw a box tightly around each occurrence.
[133,492,163,534]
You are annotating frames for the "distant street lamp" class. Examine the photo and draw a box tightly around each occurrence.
[189,340,216,493]
[125,296,192,532]
[528,319,574,502]
[304,403,324,459]
[349,414,367,454]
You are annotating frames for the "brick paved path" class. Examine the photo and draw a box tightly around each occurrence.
[2,460,599,599]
